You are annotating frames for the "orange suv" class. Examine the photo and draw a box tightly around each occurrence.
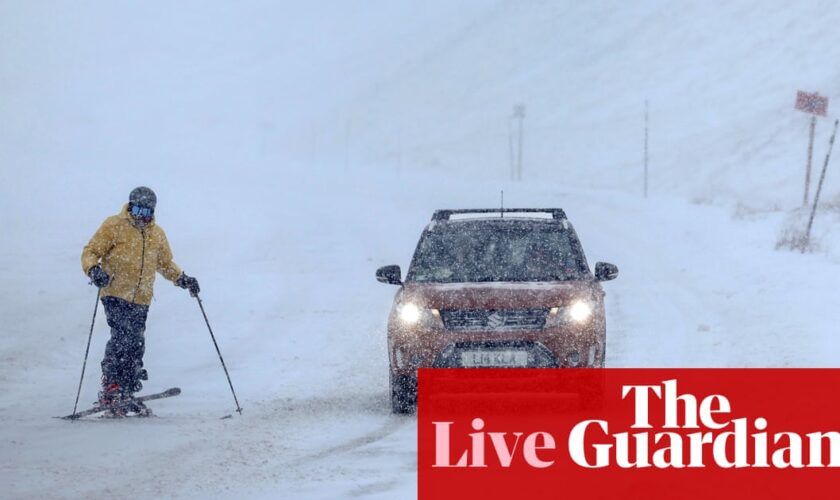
[376,209,618,413]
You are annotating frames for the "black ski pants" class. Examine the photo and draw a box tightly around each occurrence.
[100,296,149,394]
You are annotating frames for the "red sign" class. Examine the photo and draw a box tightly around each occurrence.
[795,91,828,116]
[418,368,840,500]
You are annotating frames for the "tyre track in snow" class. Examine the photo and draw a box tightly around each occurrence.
[295,415,408,464]
[235,392,416,499]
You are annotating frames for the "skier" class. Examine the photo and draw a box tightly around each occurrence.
[81,186,200,416]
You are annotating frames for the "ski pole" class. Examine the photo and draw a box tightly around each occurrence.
[195,294,243,415]
[70,288,101,420]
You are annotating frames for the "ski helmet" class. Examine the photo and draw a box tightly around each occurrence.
[129,186,157,209]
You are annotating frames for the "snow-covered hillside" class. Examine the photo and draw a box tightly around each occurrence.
[320,1,840,208]
[2,2,840,499]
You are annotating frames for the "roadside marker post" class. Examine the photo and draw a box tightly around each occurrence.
[794,90,829,206]
[803,119,839,251]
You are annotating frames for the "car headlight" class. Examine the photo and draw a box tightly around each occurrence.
[568,301,592,322]
[397,302,442,328]
[547,300,593,327]
[399,303,422,323]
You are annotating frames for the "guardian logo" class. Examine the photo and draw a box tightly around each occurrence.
[418,369,840,499]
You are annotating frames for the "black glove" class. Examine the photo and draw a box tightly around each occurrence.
[88,265,110,288]
[176,273,200,297]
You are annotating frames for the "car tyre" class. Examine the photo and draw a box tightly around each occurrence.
[390,371,417,414]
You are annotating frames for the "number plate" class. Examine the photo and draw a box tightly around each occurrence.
[461,350,529,367]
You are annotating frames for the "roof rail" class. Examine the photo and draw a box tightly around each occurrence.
[431,208,567,221]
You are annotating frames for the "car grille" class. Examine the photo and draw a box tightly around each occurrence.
[439,308,549,331]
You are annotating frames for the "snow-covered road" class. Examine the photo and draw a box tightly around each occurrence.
[3,172,838,499]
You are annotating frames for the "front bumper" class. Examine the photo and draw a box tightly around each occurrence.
[388,323,605,376]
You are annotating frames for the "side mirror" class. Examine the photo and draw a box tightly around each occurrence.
[376,265,403,285]
[594,262,619,281]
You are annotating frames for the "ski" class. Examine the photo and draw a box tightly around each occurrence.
[58,387,181,420]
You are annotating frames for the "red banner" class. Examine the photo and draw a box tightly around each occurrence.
[418,369,840,500]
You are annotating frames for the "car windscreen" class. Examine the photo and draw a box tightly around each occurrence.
[406,222,589,283]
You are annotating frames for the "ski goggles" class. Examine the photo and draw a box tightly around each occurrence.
[129,204,154,221]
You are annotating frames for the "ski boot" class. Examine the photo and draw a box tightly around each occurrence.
[124,397,153,417]
[97,383,128,418]
[123,379,153,417]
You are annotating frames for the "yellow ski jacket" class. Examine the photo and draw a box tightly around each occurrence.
[81,204,183,305]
